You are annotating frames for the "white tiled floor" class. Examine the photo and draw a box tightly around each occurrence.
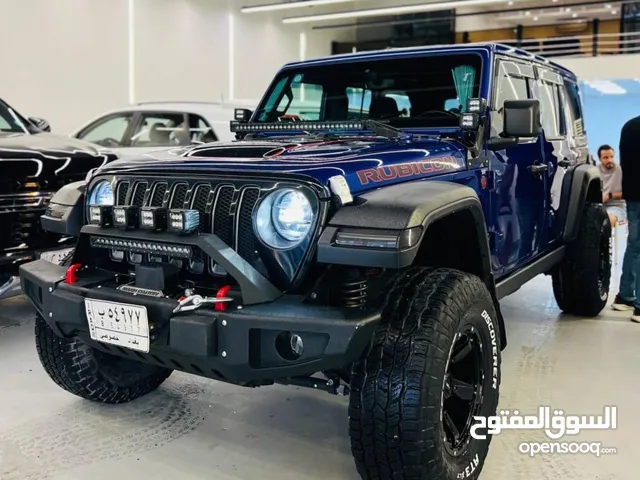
[0,267,637,480]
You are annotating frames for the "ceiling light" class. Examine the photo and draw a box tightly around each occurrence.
[533,15,539,20]
[572,12,577,17]
[525,10,530,15]
[605,3,612,8]
[552,0,558,2]
[612,9,617,13]
[242,0,358,14]
[565,7,571,11]
[283,0,508,23]
[508,0,513,4]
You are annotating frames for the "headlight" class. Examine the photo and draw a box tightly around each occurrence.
[255,188,314,249]
[88,180,114,206]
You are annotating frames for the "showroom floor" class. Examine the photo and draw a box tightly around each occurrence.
[1,265,637,480]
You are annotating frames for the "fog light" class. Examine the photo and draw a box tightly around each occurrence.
[168,209,200,234]
[140,207,167,231]
[113,206,139,229]
[88,205,112,226]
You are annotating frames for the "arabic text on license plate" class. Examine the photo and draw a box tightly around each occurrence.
[40,248,74,265]
[84,299,150,353]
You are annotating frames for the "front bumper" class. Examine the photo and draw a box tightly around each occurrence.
[19,259,380,385]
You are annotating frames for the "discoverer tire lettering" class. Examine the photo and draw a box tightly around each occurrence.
[348,267,501,480]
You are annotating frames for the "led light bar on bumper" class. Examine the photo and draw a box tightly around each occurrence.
[91,236,193,258]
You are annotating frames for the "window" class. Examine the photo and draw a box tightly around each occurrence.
[0,101,29,133]
[254,54,482,128]
[492,62,530,136]
[130,112,187,147]
[78,114,133,147]
[536,80,563,139]
[187,114,218,143]
[563,80,585,137]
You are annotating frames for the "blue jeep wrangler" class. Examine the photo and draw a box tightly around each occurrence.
[21,43,610,480]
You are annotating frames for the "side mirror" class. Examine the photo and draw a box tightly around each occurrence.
[503,99,541,138]
[29,116,51,132]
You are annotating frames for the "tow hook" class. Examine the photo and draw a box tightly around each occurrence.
[173,294,233,314]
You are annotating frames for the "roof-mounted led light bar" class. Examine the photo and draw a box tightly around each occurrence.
[230,120,370,134]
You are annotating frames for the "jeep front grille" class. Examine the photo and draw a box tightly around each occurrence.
[107,177,265,277]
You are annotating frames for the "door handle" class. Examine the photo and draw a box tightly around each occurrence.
[528,164,548,174]
[558,158,571,168]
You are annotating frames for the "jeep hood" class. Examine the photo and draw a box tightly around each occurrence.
[97,137,467,195]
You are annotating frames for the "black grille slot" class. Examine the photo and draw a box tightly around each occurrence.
[236,187,260,262]
[170,183,188,209]
[131,182,147,207]
[116,181,129,205]
[150,182,167,206]
[212,186,235,248]
[191,184,211,230]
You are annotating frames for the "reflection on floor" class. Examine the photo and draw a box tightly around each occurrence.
[0,267,637,480]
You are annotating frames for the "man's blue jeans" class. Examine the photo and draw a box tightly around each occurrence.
[619,201,640,308]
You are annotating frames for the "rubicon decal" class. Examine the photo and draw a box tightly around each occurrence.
[356,156,462,185]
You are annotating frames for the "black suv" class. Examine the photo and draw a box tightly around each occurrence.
[0,97,117,297]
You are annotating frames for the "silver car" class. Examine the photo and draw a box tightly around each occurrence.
[70,101,251,154]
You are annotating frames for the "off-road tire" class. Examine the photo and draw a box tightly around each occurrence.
[35,314,172,404]
[552,202,611,317]
[349,267,502,480]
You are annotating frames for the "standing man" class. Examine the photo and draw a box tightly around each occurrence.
[612,115,640,322]
[597,144,626,227]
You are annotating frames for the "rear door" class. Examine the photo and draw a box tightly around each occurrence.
[532,67,585,247]
[489,58,548,276]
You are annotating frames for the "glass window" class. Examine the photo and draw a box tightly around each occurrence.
[563,81,585,137]
[130,112,187,147]
[78,114,133,147]
[187,114,218,143]
[254,54,482,128]
[0,101,29,133]
[537,80,563,139]
[492,62,530,136]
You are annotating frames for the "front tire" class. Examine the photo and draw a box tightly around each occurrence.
[349,267,502,480]
[552,203,611,316]
[35,314,173,404]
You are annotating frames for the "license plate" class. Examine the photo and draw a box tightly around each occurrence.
[39,247,74,265]
[84,299,150,353]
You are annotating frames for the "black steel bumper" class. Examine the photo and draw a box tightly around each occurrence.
[19,259,380,385]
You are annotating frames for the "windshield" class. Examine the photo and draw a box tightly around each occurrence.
[0,99,31,134]
[255,53,482,129]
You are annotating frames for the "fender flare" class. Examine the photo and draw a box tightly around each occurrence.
[41,181,85,237]
[317,180,506,347]
[560,164,603,243]
[318,181,491,272]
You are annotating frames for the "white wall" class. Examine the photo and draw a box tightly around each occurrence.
[554,54,640,80]
[0,0,345,134]
[0,0,129,135]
